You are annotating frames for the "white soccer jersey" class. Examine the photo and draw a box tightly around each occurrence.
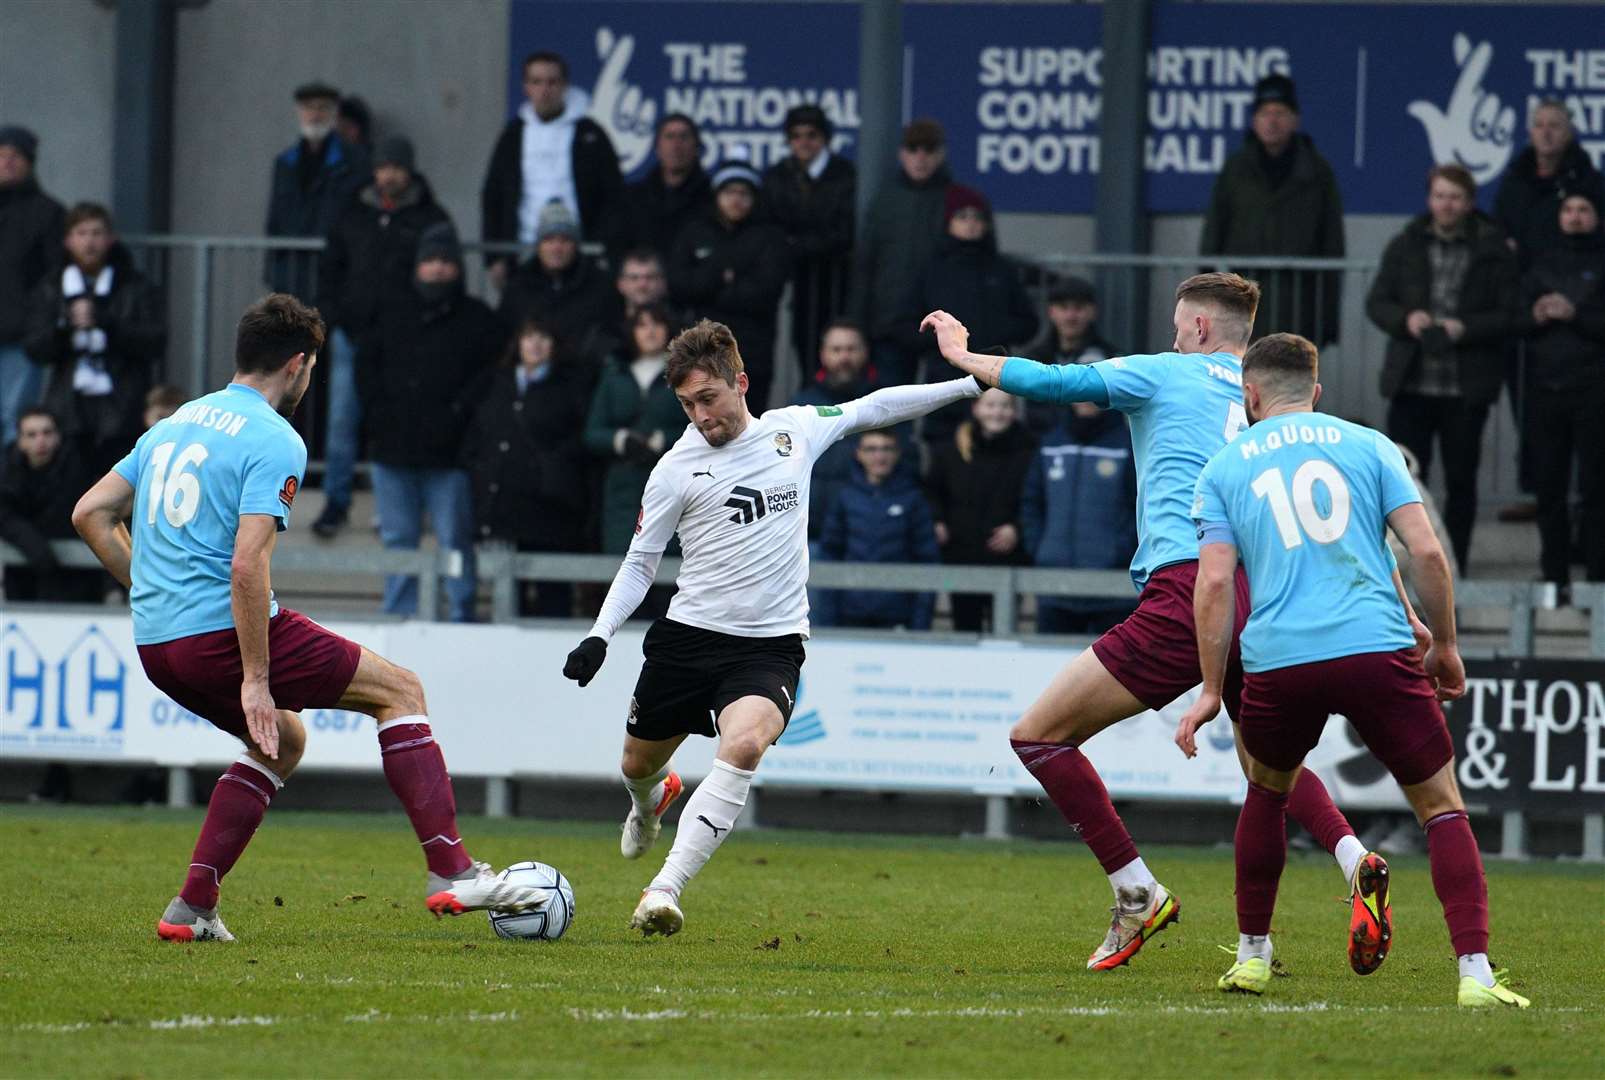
[589,377,982,640]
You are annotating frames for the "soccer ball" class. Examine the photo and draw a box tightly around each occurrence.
[487,861,575,941]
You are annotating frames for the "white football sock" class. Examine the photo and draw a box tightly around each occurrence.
[1335,834,1367,886]
[647,759,753,897]
[622,764,670,817]
[1108,856,1157,900]
[1458,952,1494,987]
[1237,933,1273,964]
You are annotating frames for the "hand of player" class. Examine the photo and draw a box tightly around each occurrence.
[1405,310,1433,338]
[240,678,279,760]
[1407,612,1433,661]
[563,636,608,687]
[1174,690,1221,759]
[919,310,970,364]
[1422,642,1466,702]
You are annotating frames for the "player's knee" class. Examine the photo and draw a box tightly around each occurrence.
[391,665,427,716]
[277,725,307,774]
[719,731,768,770]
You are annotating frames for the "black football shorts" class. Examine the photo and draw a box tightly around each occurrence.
[625,618,805,741]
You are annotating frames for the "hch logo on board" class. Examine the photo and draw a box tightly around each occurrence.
[1,622,127,749]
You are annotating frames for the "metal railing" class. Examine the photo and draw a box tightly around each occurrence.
[5,539,1594,656]
[119,234,1529,506]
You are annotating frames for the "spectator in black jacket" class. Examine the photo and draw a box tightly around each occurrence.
[499,200,621,380]
[1018,275,1120,438]
[1020,405,1137,635]
[1520,192,1605,589]
[926,388,1036,632]
[763,104,856,376]
[851,118,957,386]
[624,114,711,261]
[23,203,165,477]
[1200,74,1345,344]
[669,153,790,412]
[1495,101,1605,271]
[1365,164,1520,573]
[817,429,938,630]
[0,407,101,603]
[481,50,627,283]
[0,125,63,451]
[314,135,452,538]
[359,224,504,622]
[915,186,1038,446]
[464,317,591,616]
[265,82,363,297]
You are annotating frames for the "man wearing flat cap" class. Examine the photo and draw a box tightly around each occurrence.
[1201,74,1345,345]
[265,81,364,298]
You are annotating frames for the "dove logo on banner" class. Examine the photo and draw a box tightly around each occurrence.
[1407,34,1519,186]
[591,27,657,174]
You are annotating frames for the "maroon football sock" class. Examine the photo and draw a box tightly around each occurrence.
[1286,767,1354,854]
[179,760,279,910]
[379,718,472,878]
[1424,810,1490,956]
[1011,739,1138,875]
[1235,782,1290,935]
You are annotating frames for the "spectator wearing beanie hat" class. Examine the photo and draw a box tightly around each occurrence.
[911,184,1038,446]
[1519,189,1605,588]
[1200,72,1344,345]
[313,133,452,537]
[358,222,504,622]
[669,150,791,411]
[500,198,620,380]
[0,124,64,449]
[763,103,857,379]
[850,117,957,387]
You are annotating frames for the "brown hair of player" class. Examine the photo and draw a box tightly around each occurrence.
[1242,332,1319,401]
[235,293,326,375]
[666,318,745,389]
[1175,271,1261,345]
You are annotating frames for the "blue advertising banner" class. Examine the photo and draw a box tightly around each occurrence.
[507,0,862,177]
[509,2,1605,214]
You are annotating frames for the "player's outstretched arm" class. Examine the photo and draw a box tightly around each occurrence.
[919,309,1113,406]
[71,472,136,589]
[1388,502,1464,702]
[232,514,282,759]
[1176,540,1239,759]
[832,374,984,438]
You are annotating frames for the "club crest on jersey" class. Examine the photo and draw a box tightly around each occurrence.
[278,475,298,508]
[773,432,793,457]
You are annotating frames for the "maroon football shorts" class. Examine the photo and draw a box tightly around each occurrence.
[1238,649,1453,786]
[1090,560,1251,716]
[138,609,363,741]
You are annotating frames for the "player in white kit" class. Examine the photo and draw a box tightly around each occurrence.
[563,319,981,935]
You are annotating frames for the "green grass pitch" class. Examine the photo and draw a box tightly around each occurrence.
[4,805,1599,1077]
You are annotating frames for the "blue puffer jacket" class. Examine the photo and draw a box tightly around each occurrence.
[1020,411,1138,614]
[818,464,939,629]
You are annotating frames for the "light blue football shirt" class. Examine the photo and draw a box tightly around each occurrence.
[1001,350,1248,587]
[113,383,306,645]
[1192,412,1421,673]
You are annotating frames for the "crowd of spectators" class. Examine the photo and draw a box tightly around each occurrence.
[3,57,1604,620]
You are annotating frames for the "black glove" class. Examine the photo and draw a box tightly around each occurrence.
[622,431,659,466]
[563,636,608,687]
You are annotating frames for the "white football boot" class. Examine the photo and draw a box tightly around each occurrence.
[629,888,684,937]
[622,771,684,859]
[426,860,548,917]
[156,896,236,942]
